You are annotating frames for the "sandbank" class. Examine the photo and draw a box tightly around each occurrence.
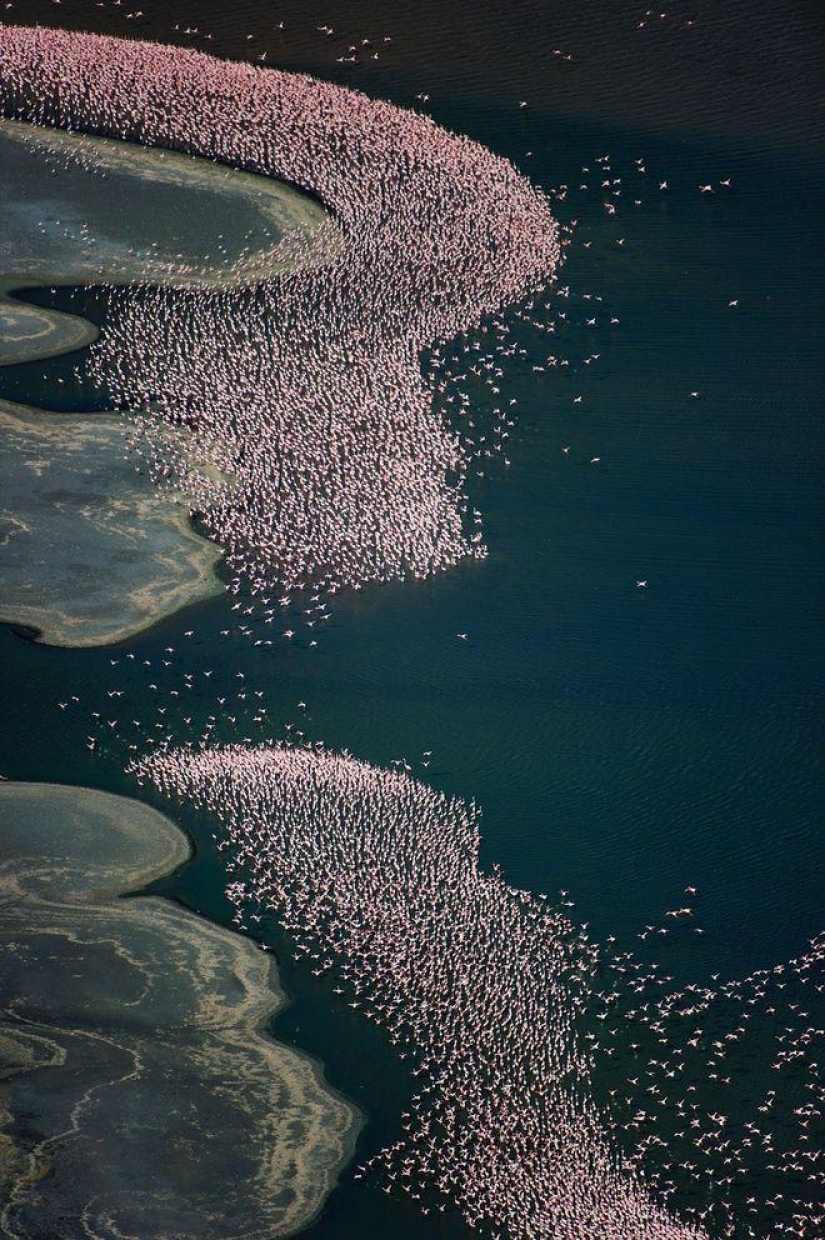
[0,116,339,292]
[0,282,98,366]
[0,398,224,646]
[0,781,360,1240]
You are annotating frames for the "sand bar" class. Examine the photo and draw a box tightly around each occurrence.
[0,399,225,646]
[0,781,360,1240]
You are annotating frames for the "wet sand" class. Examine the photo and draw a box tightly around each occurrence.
[0,116,339,291]
[0,399,224,646]
[0,781,360,1240]
[0,118,338,645]
[0,284,98,366]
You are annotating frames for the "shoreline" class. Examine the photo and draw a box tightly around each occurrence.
[0,781,362,1240]
[0,397,225,648]
[0,116,340,647]
[0,116,341,291]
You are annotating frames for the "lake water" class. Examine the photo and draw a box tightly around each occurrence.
[0,2,822,1238]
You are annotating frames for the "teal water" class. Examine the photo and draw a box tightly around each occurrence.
[1,2,823,1237]
[0,783,357,1240]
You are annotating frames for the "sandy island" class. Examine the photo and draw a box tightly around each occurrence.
[0,398,225,646]
[0,781,360,1240]
[0,116,338,292]
[0,117,338,645]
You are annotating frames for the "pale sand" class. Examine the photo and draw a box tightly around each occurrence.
[0,398,224,646]
[0,782,360,1240]
[0,283,98,366]
[0,116,341,291]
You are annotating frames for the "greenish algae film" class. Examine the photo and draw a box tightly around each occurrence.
[0,782,360,1240]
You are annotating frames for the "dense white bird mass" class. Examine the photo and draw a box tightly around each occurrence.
[5,24,821,1240]
[0,23,558,600]
[133,742,704,1240]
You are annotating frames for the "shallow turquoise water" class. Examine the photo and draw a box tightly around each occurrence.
[1,2,823,1237]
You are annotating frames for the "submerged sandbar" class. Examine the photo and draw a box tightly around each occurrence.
[0,781,359,1240]
[0,284,98,367]
[0,115,339,293]
[0,115,338,363]
[0,399,224,646]
[0,116,339,645]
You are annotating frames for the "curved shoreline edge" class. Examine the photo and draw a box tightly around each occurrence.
[0,23,559,601]
[0,115,336,647]
[0,781,361,1240]
[0,397,225,648]
[0,283,99,367]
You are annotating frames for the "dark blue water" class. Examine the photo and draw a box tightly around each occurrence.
[2,2,823,1237]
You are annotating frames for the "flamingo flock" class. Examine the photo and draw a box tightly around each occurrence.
[133,741,705,1240]
[3,21,821,1240]
[588,922,824,1238]
[0,22,558,603]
